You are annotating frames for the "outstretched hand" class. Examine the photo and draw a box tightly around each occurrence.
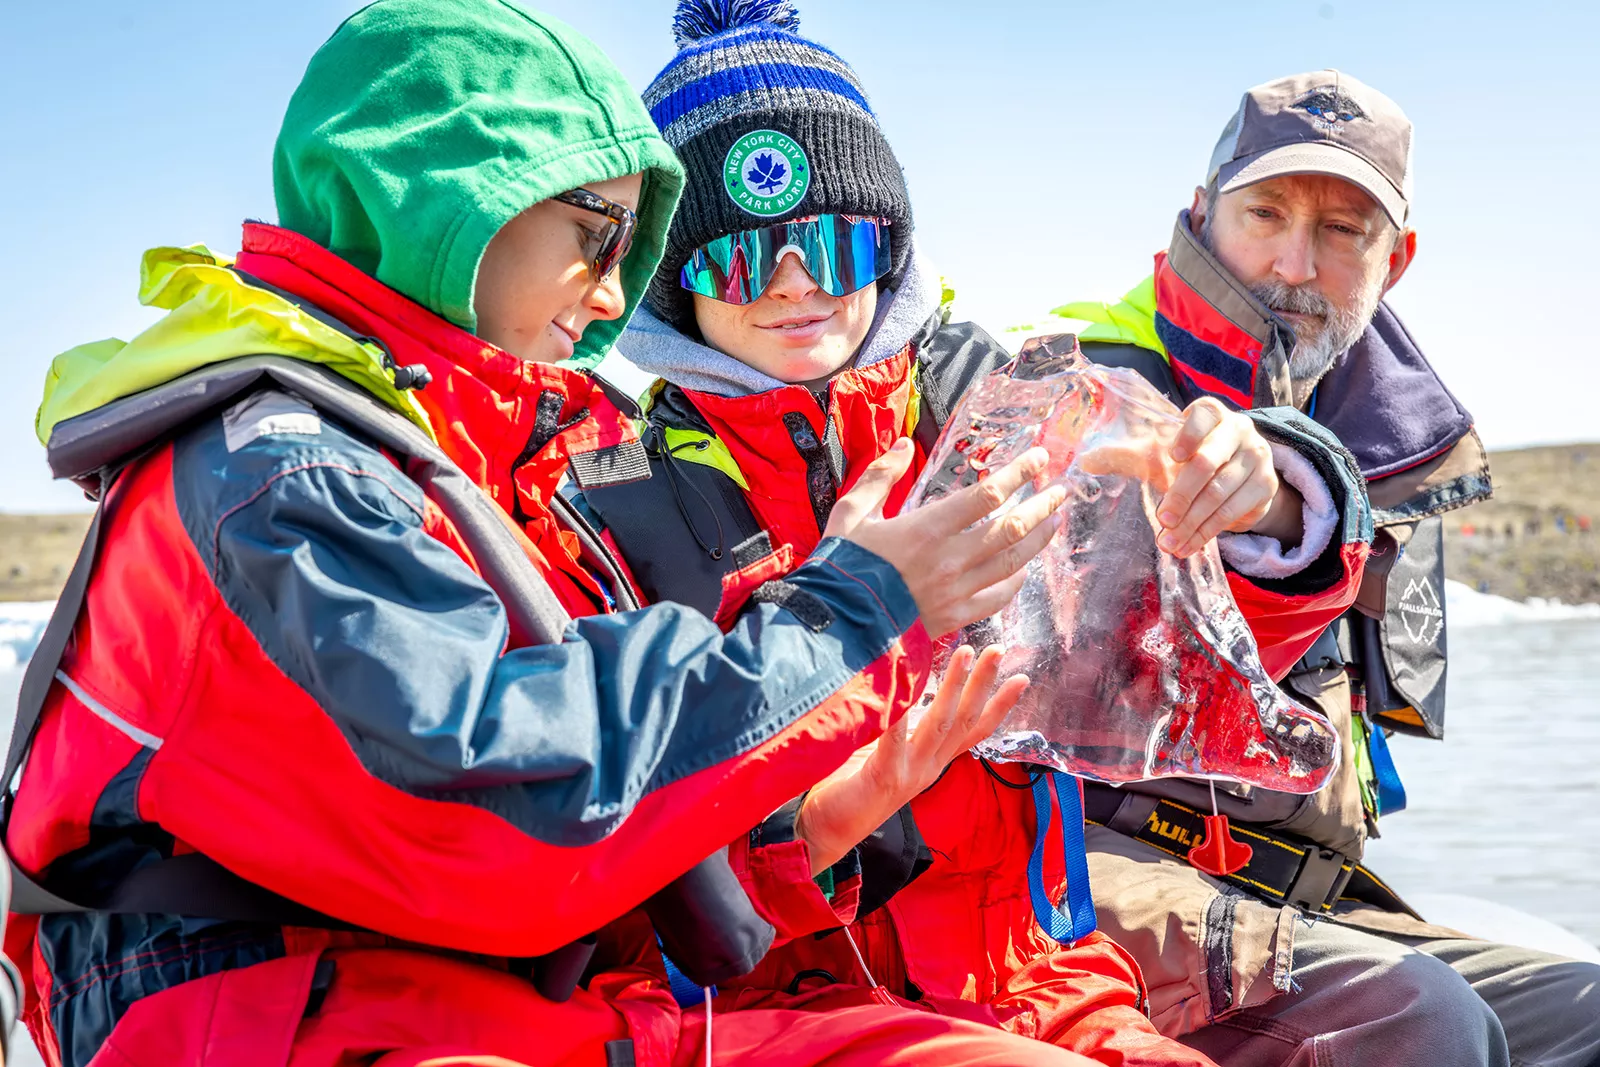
[825,439,1066,638]
[795,645,1026,873]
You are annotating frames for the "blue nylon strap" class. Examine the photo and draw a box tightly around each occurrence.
[1027,771,1098,944]
[1365,722,1408,815]
[657,935,713,1007]
[1052,772,1098,940]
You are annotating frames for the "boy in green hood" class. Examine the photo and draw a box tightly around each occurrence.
[10,2,1073,1065]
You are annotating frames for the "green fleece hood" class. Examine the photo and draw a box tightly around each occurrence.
[273,0,684,363]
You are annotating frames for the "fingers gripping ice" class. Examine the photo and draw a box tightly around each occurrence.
[904,335,1339,793]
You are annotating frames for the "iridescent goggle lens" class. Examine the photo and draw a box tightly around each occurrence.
[679,215,892,305]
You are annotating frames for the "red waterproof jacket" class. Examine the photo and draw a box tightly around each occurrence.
[9,225,932,1067]
[578,313,1370,1064]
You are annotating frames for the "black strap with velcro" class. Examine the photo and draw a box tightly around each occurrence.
[1081,783,1420,919]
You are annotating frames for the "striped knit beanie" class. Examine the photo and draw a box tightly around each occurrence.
[642,0,914,332]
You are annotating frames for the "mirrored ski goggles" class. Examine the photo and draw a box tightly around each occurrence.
[679,215,892,305]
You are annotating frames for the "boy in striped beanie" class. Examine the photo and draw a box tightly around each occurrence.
[640,0,914,335]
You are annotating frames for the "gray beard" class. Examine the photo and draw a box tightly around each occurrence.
[1197,214,1384,401]
[1249,276,1382,395]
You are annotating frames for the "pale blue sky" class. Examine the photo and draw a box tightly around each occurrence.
[2,0,1596,511]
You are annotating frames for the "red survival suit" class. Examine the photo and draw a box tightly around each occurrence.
[578,316,1370,1067]
[8,227,1109,1067]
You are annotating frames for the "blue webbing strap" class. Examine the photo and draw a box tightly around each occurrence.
[1365,722,1409,815]
[1027,771,1098,944]
[657,935,713,1008]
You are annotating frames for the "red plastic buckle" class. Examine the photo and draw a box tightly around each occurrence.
[1187,813,1253,877]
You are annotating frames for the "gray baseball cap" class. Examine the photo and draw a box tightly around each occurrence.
[1206,69,1413,225]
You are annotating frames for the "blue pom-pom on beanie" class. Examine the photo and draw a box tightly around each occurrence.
[672,0,800,48]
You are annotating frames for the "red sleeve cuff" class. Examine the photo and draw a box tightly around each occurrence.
[729,803,861,940]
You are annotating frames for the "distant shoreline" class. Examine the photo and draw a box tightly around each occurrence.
[0,512,92,603]
[4,443,1597,605]
[1440,443,1599,605]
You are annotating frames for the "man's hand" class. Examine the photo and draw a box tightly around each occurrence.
[795,645,1025,873]
[1151,398,1302,558]
[826,439,1065,638]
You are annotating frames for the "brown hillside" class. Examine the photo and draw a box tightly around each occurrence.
[1442,443,1600,604]
[0,512,92,602]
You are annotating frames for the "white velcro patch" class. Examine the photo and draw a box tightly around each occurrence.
[223,390,322,453]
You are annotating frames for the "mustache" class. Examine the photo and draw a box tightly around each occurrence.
[1249,280,1334,320]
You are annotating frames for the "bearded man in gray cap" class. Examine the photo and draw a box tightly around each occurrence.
[1030,70,1600,1067]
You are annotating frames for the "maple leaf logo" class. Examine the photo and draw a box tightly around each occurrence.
[747,151,788,194]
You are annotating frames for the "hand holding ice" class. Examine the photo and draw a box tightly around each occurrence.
[904,335,1339,793]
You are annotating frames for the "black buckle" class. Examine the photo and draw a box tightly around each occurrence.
[1285,846,1355,911]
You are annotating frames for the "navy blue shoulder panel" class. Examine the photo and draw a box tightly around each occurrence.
[168,388,517,787]
[168,388,432,577]
[167,390,920,847]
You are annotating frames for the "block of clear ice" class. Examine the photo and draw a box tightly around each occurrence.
[904,335,1338,793]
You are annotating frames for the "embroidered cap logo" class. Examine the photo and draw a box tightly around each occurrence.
[1291,87,1369,134]
[724,130,811,217]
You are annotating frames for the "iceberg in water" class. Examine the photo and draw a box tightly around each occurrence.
[1,601,55,750]
[0,601,54,677]
[1444,582,1600,628]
